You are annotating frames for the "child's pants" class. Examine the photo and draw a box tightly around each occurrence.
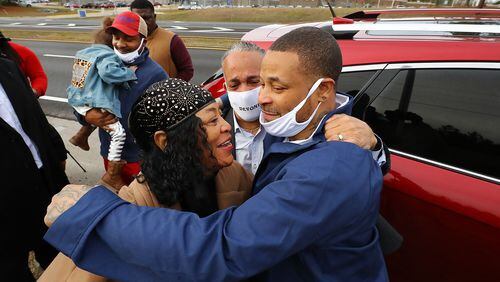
[106,121,126,161]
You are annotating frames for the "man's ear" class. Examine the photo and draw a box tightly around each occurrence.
[153,130,168,151]
[317,78,336,102]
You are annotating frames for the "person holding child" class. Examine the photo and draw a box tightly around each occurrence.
[68,12,167,189]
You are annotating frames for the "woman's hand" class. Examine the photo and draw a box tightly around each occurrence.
[45,184,93,227]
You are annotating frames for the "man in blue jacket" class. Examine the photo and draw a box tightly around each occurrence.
[44,27,388,281]
[75,11,168,186]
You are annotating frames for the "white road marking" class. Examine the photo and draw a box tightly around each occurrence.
[0,24,244,35]
[10,22,21,25]
[213,27,234,31]
[171,25,188,30]
[44,54,76,59]
[186,30,246,34]
[67,25,100,29]
[40,96,68,103]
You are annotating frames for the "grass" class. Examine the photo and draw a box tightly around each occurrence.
[182,36,239,49]
[2,29,94,42]
[1,29,239,49]
[0,5,362,23]
[0,5,75,17]
[155,7,361,23]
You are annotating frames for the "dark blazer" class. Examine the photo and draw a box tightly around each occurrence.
[0,57,69,249]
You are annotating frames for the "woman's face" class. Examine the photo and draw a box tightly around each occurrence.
[195,103,234,170]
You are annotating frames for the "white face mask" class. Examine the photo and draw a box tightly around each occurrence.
[227,86,261,122]
[114,38,144,64]
[260,78,324,138]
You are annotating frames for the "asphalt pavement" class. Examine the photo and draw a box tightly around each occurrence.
[49,116,103,185]
[0,18,263,38]
[18,40,225,119]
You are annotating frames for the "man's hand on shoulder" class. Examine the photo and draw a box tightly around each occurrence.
[84,108,117,130]
[324,114,378,150]
[45,184,93,227]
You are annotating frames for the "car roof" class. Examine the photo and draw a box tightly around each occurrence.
[337,40,500,66]
[243,10,500,67]
[345,8,500,21]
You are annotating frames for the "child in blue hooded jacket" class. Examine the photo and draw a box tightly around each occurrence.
[67,18,136,187]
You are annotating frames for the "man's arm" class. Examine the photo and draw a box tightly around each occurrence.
[45,146,379,281]
[374,135,391,175]
[24,47,48,97]
[10,42,48,97]
[324,114,390,174]
[72,108,117,130]
[170,35,194,82]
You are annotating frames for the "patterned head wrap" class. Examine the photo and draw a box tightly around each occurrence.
[129,78,214,137]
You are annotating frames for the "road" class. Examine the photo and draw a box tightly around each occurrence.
[0,18,265,38]
[18,40,225,119]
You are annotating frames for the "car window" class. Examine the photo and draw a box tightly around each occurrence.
[337,71,377,96]
[365,68,500,179]
[337,71,378,119]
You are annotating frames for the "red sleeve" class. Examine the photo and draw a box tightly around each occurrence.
[9,42,48,97]
[170,35,194,82]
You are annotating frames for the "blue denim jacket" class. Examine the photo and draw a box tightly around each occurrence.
[67,44,136,117]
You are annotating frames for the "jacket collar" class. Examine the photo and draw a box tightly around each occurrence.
[264,93,353,156]
[0,58,28,129]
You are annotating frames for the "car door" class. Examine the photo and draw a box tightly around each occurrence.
[356,62,500,282]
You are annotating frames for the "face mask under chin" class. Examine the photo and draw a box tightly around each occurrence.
[260,78,324,138]
[114,38,144,64]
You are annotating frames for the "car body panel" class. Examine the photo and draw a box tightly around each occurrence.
[382,155,500,282]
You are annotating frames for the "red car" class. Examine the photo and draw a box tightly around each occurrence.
[202,9,500,282]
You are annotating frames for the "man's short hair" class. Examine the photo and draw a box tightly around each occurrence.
[130,0,155,12]
[221,41,265,65]
[269,27,342,82]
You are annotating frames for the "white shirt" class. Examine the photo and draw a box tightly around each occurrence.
[0,83,43,168]
[233,112,266,175]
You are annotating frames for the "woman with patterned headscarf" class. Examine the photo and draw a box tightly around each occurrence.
[40,78,253,281]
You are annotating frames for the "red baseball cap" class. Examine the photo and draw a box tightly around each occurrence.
[109,11,148,38]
